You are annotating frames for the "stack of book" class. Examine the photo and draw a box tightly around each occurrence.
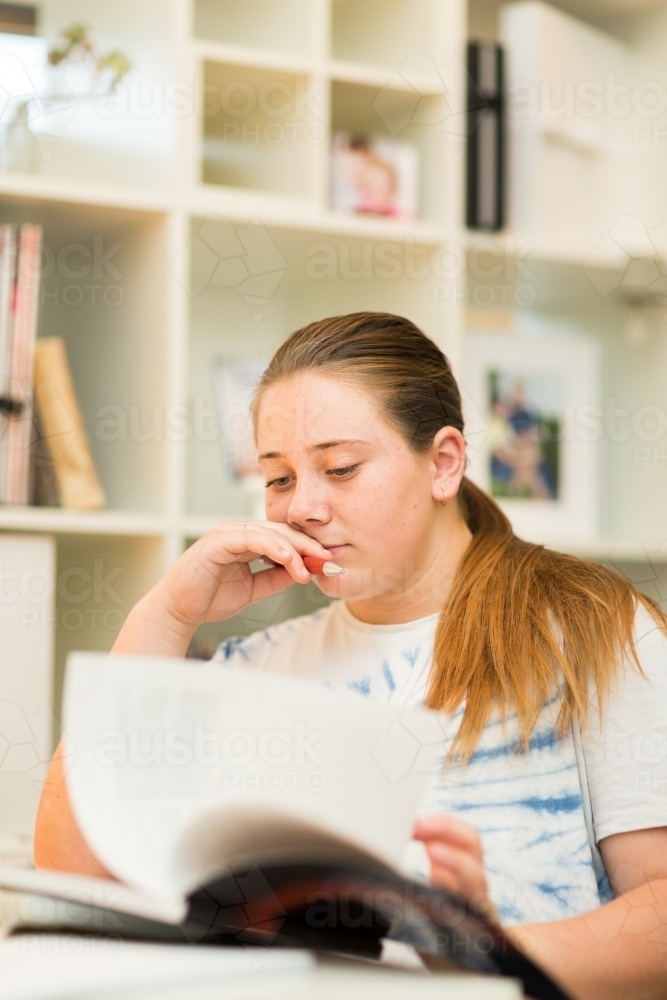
[0,223,105,509]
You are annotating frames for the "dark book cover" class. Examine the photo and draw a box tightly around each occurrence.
[467,41,505,231]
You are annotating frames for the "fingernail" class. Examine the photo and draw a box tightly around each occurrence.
[303,557,344,576]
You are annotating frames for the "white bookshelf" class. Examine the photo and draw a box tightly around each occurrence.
[0,0,666,724]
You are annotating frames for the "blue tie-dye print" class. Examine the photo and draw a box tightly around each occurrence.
[349,676,372,695]
[382,660,396,693]
[212,605,609,925]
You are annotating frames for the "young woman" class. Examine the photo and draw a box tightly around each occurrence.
[36,312,667,1000]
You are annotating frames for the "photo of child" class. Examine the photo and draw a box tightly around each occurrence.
[331,131,419,220]
[487,370,562,501]
[210,356,268,481]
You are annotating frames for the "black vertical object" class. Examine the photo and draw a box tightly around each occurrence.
[467,41,505,231]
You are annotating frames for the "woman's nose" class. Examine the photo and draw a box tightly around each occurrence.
[286,480,330,529]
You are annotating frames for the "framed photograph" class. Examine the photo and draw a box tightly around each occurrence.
[331,131,419,220]
[464,333,600,544]
[210,356,269,482]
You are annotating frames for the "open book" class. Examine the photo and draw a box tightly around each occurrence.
[1,653,568,1000]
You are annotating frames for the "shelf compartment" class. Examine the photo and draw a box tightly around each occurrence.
[194,0,317,59]
[200,60,325,200]
[330,79,449,227]
[0,197,170,515]
[25,0,177,193]
[331,0,446,70]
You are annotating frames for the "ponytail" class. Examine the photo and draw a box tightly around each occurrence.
[429,477,664,762]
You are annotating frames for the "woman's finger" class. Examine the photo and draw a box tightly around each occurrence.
[425,842,488,900]
[429,860,498,925]
[203,525,318,583]
[427,864,459,895]
[220,520,332,559]
[221,526,313,583]
[248,564,296,603]
[414,814,484,863]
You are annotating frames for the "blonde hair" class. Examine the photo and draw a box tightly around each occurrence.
[254,312,666,761]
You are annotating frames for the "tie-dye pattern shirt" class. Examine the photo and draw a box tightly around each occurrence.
[212,599,667,925]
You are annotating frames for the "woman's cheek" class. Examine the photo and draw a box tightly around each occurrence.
[264,492,286,520]
[373,564,406,601]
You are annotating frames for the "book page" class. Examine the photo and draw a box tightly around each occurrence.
[0,934,314,1000]
[0,866,186,925]
[63,653,444,903]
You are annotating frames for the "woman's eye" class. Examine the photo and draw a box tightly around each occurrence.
[266,466,359,490]
[265,476,293,490]
[327,465,359,479]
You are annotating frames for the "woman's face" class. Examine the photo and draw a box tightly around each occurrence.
[256,372,465,606]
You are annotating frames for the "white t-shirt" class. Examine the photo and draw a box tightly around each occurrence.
[212,600,667,925]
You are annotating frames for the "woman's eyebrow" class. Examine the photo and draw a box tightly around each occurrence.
[258,439,367,460]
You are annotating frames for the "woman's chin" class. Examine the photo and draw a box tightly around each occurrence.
[313,576,349,598]
[312,569,379,603]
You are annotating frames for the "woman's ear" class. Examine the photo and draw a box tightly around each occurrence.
[430,426,467,503]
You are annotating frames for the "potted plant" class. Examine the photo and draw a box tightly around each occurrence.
[1,22,131,173]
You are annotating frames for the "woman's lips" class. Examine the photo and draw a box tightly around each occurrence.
[322,544,349,558]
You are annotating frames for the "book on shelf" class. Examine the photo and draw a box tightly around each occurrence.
[0,222,105,510]
[0,653,566,1000]
[467,41,505,231]
[31,337,105,509]
[0,223,42,505]
[0,224,16,402]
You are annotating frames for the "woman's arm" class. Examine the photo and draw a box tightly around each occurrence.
[513,827,667,1000]
[33,520,332,873]
[415,818,667,1000]
[112,520,332,657]
[33,743,112,875]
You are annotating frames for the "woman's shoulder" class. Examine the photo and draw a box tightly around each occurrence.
[590,599,666,706]
[579,599,667,842]
[211,603,336,672]
[632,600,667,662]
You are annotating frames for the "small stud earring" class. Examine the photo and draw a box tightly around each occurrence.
[440,490,449,506]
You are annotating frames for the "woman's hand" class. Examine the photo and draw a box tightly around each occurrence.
[113,520,333,658]
[413,814,498,924]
